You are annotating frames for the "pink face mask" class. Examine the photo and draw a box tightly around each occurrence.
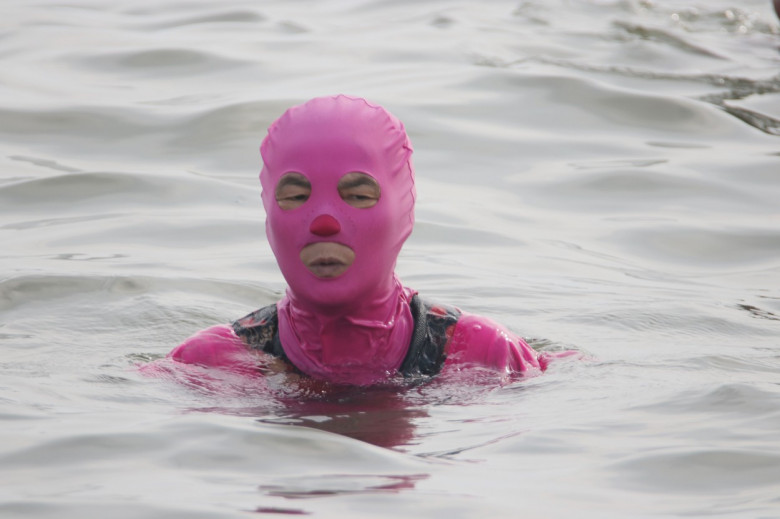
[260,95,415,315]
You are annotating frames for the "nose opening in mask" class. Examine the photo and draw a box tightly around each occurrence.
[310,214,341,236]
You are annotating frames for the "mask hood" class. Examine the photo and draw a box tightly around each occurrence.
[260,95,415,315]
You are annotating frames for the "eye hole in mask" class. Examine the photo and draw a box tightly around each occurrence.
[275,172,311,210]
[337,172,380,209]
[275,172,380,210]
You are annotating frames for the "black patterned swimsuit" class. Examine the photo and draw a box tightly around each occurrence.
[232,295,461,377]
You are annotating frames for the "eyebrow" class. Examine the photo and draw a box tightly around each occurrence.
[277,174,311,189]
[338,174,379,191]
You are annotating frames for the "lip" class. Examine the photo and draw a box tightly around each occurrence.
[300,242,355,278]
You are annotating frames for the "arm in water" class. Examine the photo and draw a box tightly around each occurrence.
[445,312,549,375]
[167,324,256,372]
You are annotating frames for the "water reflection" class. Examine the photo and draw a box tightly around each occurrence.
[258,473,428,498]
[259,383,428,449]
[168,367,429,449]
[164,361,514,450]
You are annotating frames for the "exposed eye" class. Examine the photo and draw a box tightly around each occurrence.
[275,172,311,210]
[338,172,380,209]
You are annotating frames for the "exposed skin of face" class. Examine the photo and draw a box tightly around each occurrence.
[275,171,381,278]
[274,172,380,210]
[299,242,356,278]
[275,172,312,211]
[335,172,382,209]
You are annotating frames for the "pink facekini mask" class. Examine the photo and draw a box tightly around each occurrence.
[259,95,417,384]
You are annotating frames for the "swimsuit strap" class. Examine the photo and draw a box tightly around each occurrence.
[232,303,288,362]
[398,295,461,377]
[231,295,461,378]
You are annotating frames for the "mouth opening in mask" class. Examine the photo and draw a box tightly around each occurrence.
[300,242,356,279]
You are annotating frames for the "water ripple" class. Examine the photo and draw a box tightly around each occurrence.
[614,448,780,493]
[77,48,249,76]
[611,225,780,268]
[130,9,267,31]
[613,20,727,59]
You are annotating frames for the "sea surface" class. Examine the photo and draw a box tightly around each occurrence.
[2,1,780,517]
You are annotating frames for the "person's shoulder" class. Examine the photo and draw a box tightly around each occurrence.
[445,311,543,374]
[168,324,251,369]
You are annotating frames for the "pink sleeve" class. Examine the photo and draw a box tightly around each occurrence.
[445,312,544,375]
[168,324,256,371]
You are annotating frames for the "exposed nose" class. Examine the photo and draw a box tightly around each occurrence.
[310,214,341,236]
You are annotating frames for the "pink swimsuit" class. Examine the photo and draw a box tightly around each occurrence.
[162,95,555,386]
[166,299,548,384]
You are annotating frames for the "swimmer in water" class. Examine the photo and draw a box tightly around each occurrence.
[167,95,557,385]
